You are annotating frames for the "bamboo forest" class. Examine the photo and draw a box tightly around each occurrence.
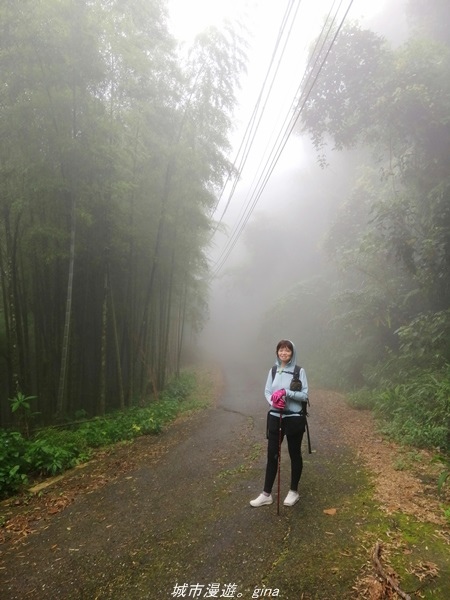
[0,0,246,427]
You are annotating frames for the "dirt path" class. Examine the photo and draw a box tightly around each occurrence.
[0,364,449,599]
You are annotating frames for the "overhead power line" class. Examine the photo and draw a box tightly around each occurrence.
[209,0,355,280]
[209,0,302,224]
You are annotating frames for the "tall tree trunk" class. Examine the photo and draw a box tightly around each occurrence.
[2,210,22,396]
[135,159,174,388]
[159,249,176,387]
[99,271,108,416]
[56,194,76,418]
[109,274,125,411]
[176,278,188,377]
[121,121,142,407]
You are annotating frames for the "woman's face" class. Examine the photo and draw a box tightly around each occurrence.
[277,346,293,365]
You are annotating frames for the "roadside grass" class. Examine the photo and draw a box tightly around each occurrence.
[0,367,215,500]
[371,513,449,599]
[348,376,450,529]
[347,369,450,454]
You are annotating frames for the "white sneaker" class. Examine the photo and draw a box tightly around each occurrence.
[250,493,273,507]
[283,490,299,506]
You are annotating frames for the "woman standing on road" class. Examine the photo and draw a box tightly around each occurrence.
[250,339,309,508]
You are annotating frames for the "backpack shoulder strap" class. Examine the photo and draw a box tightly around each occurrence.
[272,365,301,379]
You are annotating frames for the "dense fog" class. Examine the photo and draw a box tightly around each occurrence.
[198,1,412,376]
[196,0,450,411]
[199,139,347,372]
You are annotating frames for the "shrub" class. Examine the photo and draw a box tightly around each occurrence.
[347,387,378,410]
[9,392,39,438]
[395,310,450,372]
[374,367,450,451]
[160,372,196,402]
[0,431,29,498]
[25,429,92,476]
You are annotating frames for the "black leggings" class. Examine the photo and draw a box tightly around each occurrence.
[263,424,304,494]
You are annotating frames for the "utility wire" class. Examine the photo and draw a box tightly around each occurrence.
[208,0,307,267]
[232,0,345,228]
[213,1,305,242]
[209,0,354,279]
[209,0,302,227]
[229,0,343,235]
[209,2,339,275]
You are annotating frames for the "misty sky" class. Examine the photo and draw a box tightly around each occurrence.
[168,0,407,269]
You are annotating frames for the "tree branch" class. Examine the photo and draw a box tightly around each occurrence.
[372,541,411,600]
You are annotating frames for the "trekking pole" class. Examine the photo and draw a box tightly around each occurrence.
[277,412,282,515]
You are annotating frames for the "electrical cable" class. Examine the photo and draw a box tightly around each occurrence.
[209,2,340,274]
[208,0,307,263]
[209,0,354,279]
[209,0,302,225]
[231,0,345,229]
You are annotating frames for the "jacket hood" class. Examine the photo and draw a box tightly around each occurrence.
[275,340,297,369]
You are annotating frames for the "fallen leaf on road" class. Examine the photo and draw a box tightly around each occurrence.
[323,508,337,515]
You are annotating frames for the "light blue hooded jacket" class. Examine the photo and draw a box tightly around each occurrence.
[264,341,308,419]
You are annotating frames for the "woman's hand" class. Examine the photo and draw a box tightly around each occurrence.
[271,389,286,409]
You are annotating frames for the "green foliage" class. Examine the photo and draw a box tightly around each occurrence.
[295,6,450,395]
[9,392,39,437]
[352,314,450,457]
[395,310,450,370]
[9,392,36,414]
[301,22,392,155]
[75,404,172,447]
[443,505,450,526]
[0,431,29,498]
[160,371,196,402]
[435,453,450,524]
[430,453,450,508]
[437,469,450,491]
[0,371,204,499]
[25,429,91,476]
[370,367,450,451]
[347,388,378,411]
